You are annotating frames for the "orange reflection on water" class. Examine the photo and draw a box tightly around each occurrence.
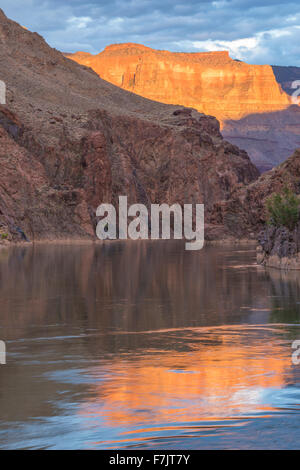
[80,327,292,428]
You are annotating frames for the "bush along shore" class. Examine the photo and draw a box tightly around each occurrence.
[257,188,300,269]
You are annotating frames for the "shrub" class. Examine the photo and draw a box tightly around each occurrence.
[266,187,299,230]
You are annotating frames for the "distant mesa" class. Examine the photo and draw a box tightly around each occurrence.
[66,43,300,172]
[66,43,292,123]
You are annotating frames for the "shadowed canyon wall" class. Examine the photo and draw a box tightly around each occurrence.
[210,149,300,240]
[0,10,258,243]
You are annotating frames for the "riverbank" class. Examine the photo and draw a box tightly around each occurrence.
[0,236,257,250]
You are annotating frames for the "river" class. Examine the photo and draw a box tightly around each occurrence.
[0,241,299,449]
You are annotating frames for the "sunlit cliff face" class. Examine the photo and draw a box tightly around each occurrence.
[66,43,292,125]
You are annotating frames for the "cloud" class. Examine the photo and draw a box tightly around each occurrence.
[176,24,300,64]
[1,0,299,65]
[67,16,93,29]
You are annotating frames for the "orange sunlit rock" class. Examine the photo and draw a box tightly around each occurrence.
[67,43,292,125]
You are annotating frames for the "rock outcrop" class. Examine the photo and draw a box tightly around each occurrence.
[66,43,299,171]
[257,225,300,270]
[0,10,259,243]
[209,149,300,240]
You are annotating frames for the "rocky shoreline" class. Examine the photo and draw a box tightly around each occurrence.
[257,225,300,270]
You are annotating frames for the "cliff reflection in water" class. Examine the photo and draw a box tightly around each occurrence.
[0,242,299,449]
[0,241,268,336]
[80,327,293,430]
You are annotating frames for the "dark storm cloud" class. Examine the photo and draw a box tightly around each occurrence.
[1,0,299,65]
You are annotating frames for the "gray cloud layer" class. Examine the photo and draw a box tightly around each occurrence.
[1,0,299,65]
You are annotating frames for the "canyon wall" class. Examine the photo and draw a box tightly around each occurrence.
[0,10,258,243]
[210,149,300,240]
[67,44,299,171]
[67,44,291,122]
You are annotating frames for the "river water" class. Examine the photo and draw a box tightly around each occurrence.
[0,241,299,449]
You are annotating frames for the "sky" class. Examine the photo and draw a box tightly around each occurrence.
[1,0,300,66]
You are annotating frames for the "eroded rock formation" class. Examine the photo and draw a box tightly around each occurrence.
[209,149,300,240]
[67,43,299,172]
[67,44,291,121]
[0,10,259,243]
[257,225,300,270]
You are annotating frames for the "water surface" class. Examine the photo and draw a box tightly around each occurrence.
[0,241,299,449]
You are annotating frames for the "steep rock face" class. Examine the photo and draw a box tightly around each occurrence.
[0,10,259,243]
[209,149,300,240]
[66,43,299,172]
[67,44,291,121]
[0,106,94,241]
